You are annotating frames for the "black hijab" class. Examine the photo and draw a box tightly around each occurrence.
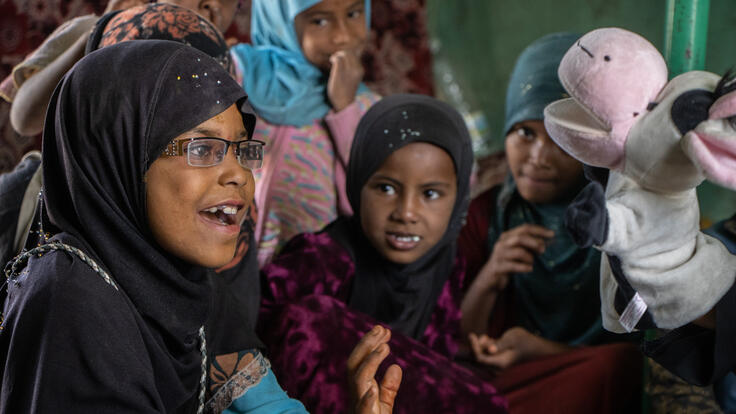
[85,0,262,357]
[327,93,473,339]
[41,40,257,407]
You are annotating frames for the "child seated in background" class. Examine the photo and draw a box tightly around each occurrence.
[458,32,642,414]
[230,0,381,266]
[258,94,508,413]
[6,0,239,137]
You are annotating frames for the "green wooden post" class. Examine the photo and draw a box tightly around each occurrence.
[664,0,710,77]
[642,2,712,413]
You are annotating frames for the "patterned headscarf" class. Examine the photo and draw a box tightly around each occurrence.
[87,3,232,72]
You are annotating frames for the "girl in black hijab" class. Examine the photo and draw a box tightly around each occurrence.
[0,40,399,414]
[259,94,507,413]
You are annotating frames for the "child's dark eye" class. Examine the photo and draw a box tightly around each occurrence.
[378,183,396,195]
[516,127,536,141]
[424,189,441,200]
[347,9,363,19]
[311,18,328,27]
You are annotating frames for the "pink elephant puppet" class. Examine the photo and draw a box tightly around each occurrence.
[543,28,736,332]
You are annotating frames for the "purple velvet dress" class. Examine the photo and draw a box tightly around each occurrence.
[259,232,508,414]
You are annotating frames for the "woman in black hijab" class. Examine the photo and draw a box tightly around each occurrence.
[0,40,399,414]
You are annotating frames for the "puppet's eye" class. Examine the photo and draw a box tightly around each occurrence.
[728,115,736,131]
[604,55,611,62]
[671,89,714,134]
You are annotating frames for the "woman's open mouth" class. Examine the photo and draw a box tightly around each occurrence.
[199,205,242,232]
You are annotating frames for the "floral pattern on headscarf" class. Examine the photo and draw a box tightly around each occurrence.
[95,3,232,72]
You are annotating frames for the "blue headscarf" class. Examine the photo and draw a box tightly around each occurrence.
[231,0,370,127]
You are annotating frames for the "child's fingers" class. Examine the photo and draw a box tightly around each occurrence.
[496,261,533,275]
[511,224,555,239]
[477,349,517,369]
[351,343,390,399]
[476,334,499,354]
[348,326,388,374]
[501,232,549,254]
[330,49,363,73]
[497,246,535,265]
[379,364,402,409]
[355,384,378,414]
[469,333,483,358]
[329,53,343,70]
[470,333,499,360]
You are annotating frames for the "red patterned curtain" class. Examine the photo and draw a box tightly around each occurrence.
[0,0,433,173]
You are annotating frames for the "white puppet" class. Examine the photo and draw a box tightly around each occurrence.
[543,27,736,333]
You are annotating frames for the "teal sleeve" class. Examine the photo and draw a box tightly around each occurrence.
[223,368,308,414]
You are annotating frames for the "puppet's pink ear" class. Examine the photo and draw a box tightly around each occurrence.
[682,88,736,190]
[544,97,625,170]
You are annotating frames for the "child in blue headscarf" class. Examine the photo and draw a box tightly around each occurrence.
[457,32,642,414]
[230,0,380,266]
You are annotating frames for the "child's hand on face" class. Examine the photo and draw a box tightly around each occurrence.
[478,224,554,291]
[327,48,365,112]
[469,327,537,371]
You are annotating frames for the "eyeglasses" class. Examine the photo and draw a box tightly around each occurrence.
[163,137,265,169]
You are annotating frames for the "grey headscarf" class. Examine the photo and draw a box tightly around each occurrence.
[503,32,579,135]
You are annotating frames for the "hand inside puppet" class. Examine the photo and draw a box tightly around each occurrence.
[543,27,736,333]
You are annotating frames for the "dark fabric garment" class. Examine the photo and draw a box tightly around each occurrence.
[0,40,258,412]
[208,207,263,358]
[86,3,232,73]
[705,214,736,254]
[326,93,473,339]
[485,176,607,345]
[260,294,508,414]
[260,231,467,358]
[2,235,204,413]
[643,279,736,386]
[0,153,40,266]
[481,342,642,414]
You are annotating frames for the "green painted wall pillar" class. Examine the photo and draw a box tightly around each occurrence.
[663,0,728,227]
[664,0,710,76]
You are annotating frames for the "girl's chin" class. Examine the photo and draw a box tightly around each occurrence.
[381,249,423,265]
[186,244,237,269]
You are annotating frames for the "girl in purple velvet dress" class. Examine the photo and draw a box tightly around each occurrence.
[259,94,508,413]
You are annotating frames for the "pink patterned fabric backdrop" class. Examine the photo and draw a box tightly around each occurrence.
[0,0,432,173]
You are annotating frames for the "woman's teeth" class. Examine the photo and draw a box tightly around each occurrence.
[202,205,238,225]
[203,205,238,215]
